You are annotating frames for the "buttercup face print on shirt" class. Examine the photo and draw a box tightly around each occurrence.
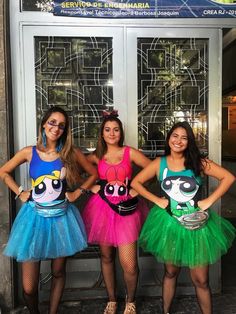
[161,167,200,212]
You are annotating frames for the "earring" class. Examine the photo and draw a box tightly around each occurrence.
[42,129,47,147]
[56,139,63,153]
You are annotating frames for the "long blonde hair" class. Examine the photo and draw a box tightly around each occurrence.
[37,106,81,187]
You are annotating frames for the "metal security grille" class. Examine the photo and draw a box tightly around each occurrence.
[137,38,208,158]
[34,36,114,152]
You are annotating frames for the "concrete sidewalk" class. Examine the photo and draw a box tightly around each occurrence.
[10,287,236,314]
[56,289,236,313]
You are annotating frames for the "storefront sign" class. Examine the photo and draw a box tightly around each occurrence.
[53,0,236,18]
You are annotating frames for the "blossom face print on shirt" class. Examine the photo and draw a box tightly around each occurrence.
[103,166,129,204]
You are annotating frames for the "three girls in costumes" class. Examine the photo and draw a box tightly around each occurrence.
[82,112,151,314]
[131,121,235,314]
[0,106,97,314]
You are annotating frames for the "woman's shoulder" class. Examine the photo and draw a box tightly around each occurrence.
[20,145,34,156]
[13,145,34,163]
[127,146,142,161]
[128,146,146,157]
[71,146,88,158]
[152,156,162,166]
[127,146,134,154]
[144,156,161,169]
[141,157,161,178]
[200,157,212,171]
[200,157,225,174]
[87,152,99,165]
[22,145,34,151]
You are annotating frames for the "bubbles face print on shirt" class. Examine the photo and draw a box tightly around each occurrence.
[31,167,66,203]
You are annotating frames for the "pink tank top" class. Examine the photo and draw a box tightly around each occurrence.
[97,146,132,203]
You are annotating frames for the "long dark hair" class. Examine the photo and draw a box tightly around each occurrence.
[37,106,80,187]
[95,116,125,159]
[164,121,203,176]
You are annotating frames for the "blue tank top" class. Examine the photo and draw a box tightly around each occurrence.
[158,156,202,217]
[29,146,67,203]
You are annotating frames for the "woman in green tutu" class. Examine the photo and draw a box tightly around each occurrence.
[131,121,235,314]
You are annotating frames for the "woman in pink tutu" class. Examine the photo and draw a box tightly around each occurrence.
[82,111,151,314]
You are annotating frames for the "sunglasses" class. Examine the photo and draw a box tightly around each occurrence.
[47,120,66,130]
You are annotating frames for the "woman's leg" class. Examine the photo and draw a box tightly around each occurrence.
[49,257,67,314]
[100,245,116,301]
[21,261,41,314]
[190,265,212,314]
[162,263,180,314]
[118,242,138,303]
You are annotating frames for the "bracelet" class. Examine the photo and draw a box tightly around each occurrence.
[79,187,90,195]
[15,185,24,200]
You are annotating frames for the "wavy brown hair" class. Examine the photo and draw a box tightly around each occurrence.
[37,106,80,187]
[95,116,125,160]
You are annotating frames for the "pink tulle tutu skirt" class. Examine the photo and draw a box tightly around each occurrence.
[82,193,149,246]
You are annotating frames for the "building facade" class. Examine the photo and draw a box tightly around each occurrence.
[0,0,236,311]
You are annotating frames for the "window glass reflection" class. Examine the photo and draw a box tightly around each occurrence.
[138,38,208,158]
[35,36,113,152]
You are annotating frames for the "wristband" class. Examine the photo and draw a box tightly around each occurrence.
[79,187,90,194]
[15,186,24,200]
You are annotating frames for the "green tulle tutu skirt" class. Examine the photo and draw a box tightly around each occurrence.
[139,205,236,268]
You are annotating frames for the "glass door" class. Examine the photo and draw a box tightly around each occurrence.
[12,24,222,300]
[127,27,222,295]
[21,26,126,152]
[17,25,126,301]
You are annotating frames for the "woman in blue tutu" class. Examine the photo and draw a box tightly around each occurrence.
[0,106,97,313]
[131,121,235,314]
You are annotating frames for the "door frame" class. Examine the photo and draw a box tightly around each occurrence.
[126,27,222,294]
[9,0,228,299]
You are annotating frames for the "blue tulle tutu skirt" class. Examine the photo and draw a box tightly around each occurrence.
[3,200,87,262]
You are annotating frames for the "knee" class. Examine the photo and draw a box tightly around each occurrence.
[51,268,66,279]
[122,262,139,277]
[23,286,38,297]
[101,253,114,265]
[192,277,209,289]
[164,269,179,280]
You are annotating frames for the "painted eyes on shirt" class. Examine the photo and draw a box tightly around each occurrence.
[162,177,197,193]
[105,184,127,196]
[34,180,62,195]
